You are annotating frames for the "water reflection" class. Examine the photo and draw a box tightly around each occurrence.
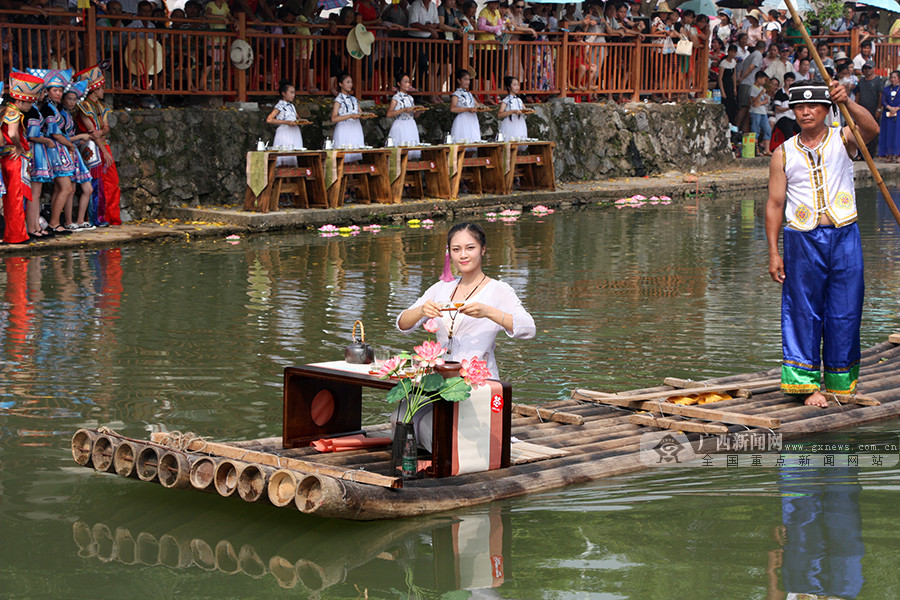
[72,506,511,595]
[770,468,864,600]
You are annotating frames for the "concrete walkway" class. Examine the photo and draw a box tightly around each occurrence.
[3,159,899,256]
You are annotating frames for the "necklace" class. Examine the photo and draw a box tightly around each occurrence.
[447,274,488,342]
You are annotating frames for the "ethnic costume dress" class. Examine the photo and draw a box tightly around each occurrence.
[25,106,52,183]
[61,107,91,184]
[450,88,481,143]
[1,104,32,244]
[878,83,900,156]
[272,99,304,167]
[332,93,364,163]
[42,100,75,178]
[78,98,121,226]
[780,126,863,396]
[387,91,421,160]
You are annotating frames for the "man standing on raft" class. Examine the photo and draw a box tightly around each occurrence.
[766,80,879,407]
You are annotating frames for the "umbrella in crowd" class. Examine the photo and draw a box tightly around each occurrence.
[680,0,718,16]
[762,0,813,13]
[852,0,900,12]
[318,0,349,10]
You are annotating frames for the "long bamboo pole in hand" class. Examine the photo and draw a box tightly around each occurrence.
[784,0,900,228]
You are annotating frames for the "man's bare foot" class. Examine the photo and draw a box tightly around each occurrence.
[803,390,828,407]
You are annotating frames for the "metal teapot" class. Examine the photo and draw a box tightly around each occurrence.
[344,320,374,364]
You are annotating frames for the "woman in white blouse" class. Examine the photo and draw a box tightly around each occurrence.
[498,75,528,145]
[396,222,535,450]
[386,72,422,160]
[330,72,365,163]
[449,68,483,143]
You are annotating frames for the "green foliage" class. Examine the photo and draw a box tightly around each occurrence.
[385,379,413,404]
[420,372,445,393]
[811,0,846,25]
[439,377,471,403]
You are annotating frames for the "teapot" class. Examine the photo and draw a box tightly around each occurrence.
[344,320,374,364]
[256,139,269,151]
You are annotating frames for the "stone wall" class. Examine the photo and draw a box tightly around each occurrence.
[109,100,733,219]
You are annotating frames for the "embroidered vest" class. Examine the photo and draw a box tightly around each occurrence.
[783,126,857,231]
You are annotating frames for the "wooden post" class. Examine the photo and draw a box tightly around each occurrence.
[698,42,709,97]
[85,6,97,70]
[559,32,569,99]
[631,37,642,103]
[353,49,363,100]
[850,27,859,62]
[236,12,247,102]
[461,34,469,72]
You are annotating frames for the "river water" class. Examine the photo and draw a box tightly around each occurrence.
[1,190,898,599]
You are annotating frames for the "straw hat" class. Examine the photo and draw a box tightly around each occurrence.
[466,65,477,79]
[9,71,45,101]
[747,9,762,22]
[125,38,164,76]
[230,39,254,70]
[346,24,375,60]
[654,2,673,13]
[75,64,105,91]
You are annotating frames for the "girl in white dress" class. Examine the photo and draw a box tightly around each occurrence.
[387,72,422,160]
[265,80,305,166]
[449,69,483,143]
[330,72,365,163]
[396,222,535,450]
[498,75,528,148]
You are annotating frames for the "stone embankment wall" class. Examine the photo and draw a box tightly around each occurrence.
[110,101,732,219]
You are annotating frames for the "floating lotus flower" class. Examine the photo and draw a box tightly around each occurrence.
[318,224,339,232]
[499,209,521,216]
[407,219,421,228]
[225,234,240,240]
[363,224,382,232]
[339,226,352,233]
[421,219,435,229]
[485,212,497,218]
[531,205,554,215]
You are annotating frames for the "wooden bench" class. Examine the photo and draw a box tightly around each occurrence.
[450,143,505,197]
[244,151,328,212]
[328,149,392,208]
[504,141,556,194]
[272,166,327,210]
[389,146,452,204]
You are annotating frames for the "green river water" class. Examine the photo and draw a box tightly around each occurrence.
[1,191,898,599]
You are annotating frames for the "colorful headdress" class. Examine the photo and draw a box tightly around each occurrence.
[63,79,89,102]
[26,68,73,89]
[74,65,104,92]
[8,71,45,101]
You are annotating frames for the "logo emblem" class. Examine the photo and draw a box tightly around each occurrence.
[803,90,812,99]
[795,205,812,224]
[653,434,685,463]
[491,394,503,413]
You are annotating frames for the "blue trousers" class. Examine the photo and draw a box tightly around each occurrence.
[781,224,864,395]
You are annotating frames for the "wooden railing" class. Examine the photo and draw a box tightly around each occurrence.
[0,8,881,104]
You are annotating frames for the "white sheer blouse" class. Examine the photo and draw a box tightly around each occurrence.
[396,278,535,378]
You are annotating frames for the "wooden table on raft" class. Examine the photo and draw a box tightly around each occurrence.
[449,142,506,197]
[327,148,392,208]
[389,145,452,204]
[243,150,328,213]
[503,141,556,194]
[282,362,512,478]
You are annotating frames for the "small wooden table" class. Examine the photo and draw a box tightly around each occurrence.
[449,142,506,197]
[244,150,328,212]
[503,141,556,194]
[327,148,392,208]
[389,145,452,204]
[282,362,511,478]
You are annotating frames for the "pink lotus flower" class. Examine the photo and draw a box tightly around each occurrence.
[423,318,439,333]
[226,234,240,240]
[485,212,497,218]
[378,356,408,378]
[318,224,339,232]
[413,340,446,367]
[659,196,672,201]
[460,357,491,388]
[632,194,647,201]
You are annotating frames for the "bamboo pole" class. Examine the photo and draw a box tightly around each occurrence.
[72,429,98,467]
[91,434,120,472]
[135,446,162,482]
[512,403,585,425]
[149,432,401,489]
[189,456,220,490]
[267,469,301,507]
[784,0,900,228]
[628,413,730,434]
[113,440,142,478]
[237,464,274,504]
[213,459,246,497]
[158,452,193,490]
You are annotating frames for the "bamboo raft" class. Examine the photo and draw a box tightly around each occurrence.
[72,334,900,520]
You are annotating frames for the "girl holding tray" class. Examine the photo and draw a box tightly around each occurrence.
[498,75,528,146]
[330,72,366,163]
[449,69,483,144]
[386,72,423,160]
[266,80,305,167]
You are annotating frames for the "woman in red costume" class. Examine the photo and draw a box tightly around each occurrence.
[1,72,44,244]
[74,65,120,226]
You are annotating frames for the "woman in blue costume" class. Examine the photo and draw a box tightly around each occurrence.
[877,70,900,162]
[24,86,53,237]
[29,69,75,234]
[60,80,94,230]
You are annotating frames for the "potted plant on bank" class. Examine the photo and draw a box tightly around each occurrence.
[378,318,491,479]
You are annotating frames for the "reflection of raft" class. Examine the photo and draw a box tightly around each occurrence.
[72,335,900,520]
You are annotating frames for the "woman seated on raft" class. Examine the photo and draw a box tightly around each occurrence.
[395,222,536,450]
